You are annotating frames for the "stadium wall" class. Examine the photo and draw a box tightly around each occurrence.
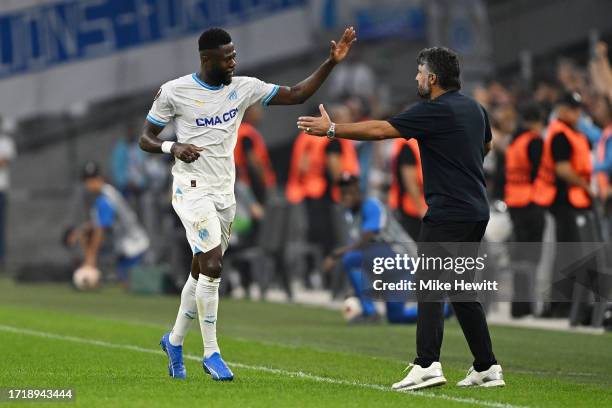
[0,0,312,119]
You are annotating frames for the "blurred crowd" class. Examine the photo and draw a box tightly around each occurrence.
[471,41,612,326]
[55,41,612,327]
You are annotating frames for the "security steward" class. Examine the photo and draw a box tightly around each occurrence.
[533,92,595,318]
[504,103,545,317]
[389,138,427,240]
[235,105,277,205]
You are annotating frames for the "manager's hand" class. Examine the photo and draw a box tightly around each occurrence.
[297,104,331,136]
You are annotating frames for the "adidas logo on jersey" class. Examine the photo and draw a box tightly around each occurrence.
[228,90,238,100]
[195,108,239,127]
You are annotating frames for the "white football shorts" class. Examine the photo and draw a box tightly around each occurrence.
[171,182,236,255]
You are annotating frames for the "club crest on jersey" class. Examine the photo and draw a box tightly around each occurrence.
[195,108,239,127]
[198,228,209,241]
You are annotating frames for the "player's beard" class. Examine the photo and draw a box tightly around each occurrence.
[208,67,232,86]
[417,83,431,99]
[221,72,233,85]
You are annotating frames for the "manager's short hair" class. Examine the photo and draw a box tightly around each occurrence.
[417,47,461,90]
[199,28,232,51]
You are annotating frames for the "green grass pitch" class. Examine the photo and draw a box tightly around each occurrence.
[1,278,611,407]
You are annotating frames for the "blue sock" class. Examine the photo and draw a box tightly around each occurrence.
[386,303,451,324]
[386,302,418,324]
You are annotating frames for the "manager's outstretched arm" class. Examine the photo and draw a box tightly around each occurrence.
[297,104,402,140]
[268,27,357,105]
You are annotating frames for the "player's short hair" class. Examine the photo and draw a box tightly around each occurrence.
[417,47,461,90]
[198,28,232,51]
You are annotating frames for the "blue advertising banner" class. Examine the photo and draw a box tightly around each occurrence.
[0,0,305,79]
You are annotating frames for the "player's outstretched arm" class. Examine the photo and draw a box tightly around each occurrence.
[268,27,357,105]
[139,120,203,163]
[297,104,402,141]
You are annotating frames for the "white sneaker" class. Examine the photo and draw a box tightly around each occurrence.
[457,365,505,387]
[392,362,447,391]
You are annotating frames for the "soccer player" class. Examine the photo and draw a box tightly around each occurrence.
[324,173,451,325]
[139,26,356,381]
[297,47,504,390]
[67,162,150,286]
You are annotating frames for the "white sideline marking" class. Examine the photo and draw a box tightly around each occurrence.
[68,317,597,379]
[511,369,595,377]
[0,324,528,408]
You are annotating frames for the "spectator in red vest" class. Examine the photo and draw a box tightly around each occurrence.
[235,105,277,205]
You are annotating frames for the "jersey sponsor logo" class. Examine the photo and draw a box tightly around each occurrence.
[195,108,239,127]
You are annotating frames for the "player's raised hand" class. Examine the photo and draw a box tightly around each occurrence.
[171,143,204,163]
[330,26,357,64]
[297,104,331,136]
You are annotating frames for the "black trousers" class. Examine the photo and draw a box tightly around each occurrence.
[306,198,337,257]
[508,205,545,316]
[509,204,545,244]
[548,205,602,317]
[414,219,497,371]
[305,198,338,289]
[399,212,422,241]
[548,205,582,316]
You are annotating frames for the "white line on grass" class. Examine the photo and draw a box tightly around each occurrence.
[510,369,595,377]
[0,324,528,408]
[3,308,595,380]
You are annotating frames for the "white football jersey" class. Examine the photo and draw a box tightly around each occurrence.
[147,73,279,204]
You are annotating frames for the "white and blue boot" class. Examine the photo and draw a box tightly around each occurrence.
[202,352,234,381]
[160,332,187,380]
